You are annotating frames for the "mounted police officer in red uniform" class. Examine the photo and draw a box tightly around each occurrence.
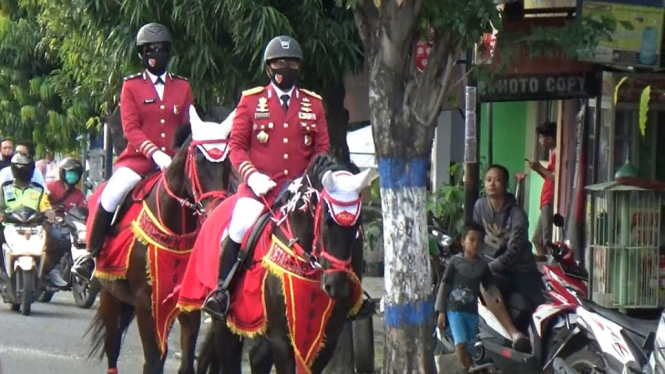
[72,23,193,280]
[202,35,330,319]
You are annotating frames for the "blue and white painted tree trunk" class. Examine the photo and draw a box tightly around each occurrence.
[378,158,436,373]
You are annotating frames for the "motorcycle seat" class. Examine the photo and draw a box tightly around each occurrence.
[560,262,588,280]
[580,299,658,338]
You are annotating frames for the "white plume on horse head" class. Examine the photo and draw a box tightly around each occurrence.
[188,105,234,141]
[188,104,233,162]
[321,168,373,194]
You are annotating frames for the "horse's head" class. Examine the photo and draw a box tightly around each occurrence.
[164,106,234,215]
[276,154,372,300]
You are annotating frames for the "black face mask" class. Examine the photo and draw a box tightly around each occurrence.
[11,165,34,183]
[269,67,299,91]
[142,49,170,76]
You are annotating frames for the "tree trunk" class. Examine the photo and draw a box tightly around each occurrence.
[322,322,355,374]
[363,25,436,374]
[324,81,351,163]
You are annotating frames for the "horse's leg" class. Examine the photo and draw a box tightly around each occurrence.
[309,344,339,374]
[267,334,297,374]
[248,338,273,374]
[134,292,167,374]
[212,319,243,374]
[176,310,200,374]
[99,288,135,373]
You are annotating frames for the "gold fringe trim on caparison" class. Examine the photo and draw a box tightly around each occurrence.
[93,235,138,281]
[145,244,152,286]
[262,252,334,373]
[94,270,126,281]
[176,303,202,313]
[348,271,364,317]
[225,270,270,339]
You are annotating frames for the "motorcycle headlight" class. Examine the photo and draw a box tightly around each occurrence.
[77,230,86,242]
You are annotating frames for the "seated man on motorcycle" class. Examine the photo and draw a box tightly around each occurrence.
[47,158,86,209]
[0,153,60,284]
[473,164,545,353]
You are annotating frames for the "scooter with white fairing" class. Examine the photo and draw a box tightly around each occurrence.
[550,293,660,374]
[0,207,48,316]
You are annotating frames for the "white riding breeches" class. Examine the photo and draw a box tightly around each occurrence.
[227,197,265,244]
[100,167,143,213]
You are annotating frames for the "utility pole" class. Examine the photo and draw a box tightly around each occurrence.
[463,48,481,224]
[103,122,113,180]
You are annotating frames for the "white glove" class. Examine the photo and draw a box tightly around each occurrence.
[247,172,277,197]
[152,151,172,170]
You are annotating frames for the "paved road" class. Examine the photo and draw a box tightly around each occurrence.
[0,291,214,374]
[0,278,461,374]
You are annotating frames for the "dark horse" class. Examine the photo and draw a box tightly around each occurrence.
[87,107,234,374]
[196,155,371,374]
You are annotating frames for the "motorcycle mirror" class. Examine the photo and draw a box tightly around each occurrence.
[83,181,93,190]
[441,235,453,248]
[553,214,564,228]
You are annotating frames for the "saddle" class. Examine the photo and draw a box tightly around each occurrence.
[236,185,292,268]
[108,171,162,232]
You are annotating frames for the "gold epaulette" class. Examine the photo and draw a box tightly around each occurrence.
[170,74,189,81]
[300,88,322,100]
[242,86,266,96]
[123,72,142,81]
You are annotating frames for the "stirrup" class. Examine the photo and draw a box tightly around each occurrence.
[202,288,230,321]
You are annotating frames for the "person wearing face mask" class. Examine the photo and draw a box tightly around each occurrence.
[72,22,193,280]
[46,158,86,209]
[0,153,60,285]
[202,35,330,319]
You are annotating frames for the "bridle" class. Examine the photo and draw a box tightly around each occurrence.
[160,139,228,228]
[263,173,362,276]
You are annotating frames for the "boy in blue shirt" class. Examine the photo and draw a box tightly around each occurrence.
[436,222,495,373]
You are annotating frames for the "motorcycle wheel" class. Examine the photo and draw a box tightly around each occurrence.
[72,276,99,309]
[21,270,34,316]
[563,349,607,374]
[38,291,54,303]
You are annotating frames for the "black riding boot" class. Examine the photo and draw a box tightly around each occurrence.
[202,238,241,320]
[71,204,114,281]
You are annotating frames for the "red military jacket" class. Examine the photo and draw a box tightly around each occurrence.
[115,70,193,176]
[229,84,330,184]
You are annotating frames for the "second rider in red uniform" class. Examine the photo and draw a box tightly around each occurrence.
[203,35,330,319]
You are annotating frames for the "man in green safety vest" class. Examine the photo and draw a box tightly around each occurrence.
[0,153,60,284]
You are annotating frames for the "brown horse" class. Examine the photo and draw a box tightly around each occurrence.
[86,106,234,374]
[193,155,372,373]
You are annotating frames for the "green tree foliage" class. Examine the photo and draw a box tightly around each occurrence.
[27,0,363,158]
[0,0,93,153]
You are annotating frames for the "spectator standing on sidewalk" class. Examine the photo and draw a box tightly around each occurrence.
[527,121,557,259]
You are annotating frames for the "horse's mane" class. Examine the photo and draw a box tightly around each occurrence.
[272,154,359,210]
[172,124,192,149]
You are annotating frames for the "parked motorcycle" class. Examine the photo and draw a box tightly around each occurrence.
[0,207,48,316]
[553,305,665,374]
[39,206,99,308]
[552,295,659,373]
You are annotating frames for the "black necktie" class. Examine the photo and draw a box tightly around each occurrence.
[155,77,164,85]
[281,94,290,112]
